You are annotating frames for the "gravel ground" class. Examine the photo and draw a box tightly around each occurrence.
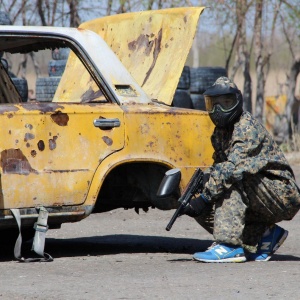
[0,154,299,300]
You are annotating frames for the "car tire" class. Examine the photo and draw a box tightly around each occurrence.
[11,77,28,102]
[48,60,67,77]
[52,48,70,60]
[191,93,206,111]
[190,67,227,94]
[172,89,193,109]
[36,77,61,102]
[177,66,190,90]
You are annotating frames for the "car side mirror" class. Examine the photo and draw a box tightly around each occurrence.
[157,168,181,198]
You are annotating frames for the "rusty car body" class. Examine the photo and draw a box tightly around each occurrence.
[0,7,214,235]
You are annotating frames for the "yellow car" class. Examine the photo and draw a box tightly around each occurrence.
[0,7,213,238]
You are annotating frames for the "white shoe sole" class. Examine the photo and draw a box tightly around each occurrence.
[193,256,247,263]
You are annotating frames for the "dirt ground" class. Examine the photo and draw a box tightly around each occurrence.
[0,155,300,300]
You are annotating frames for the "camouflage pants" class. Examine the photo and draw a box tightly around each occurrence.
[195,174,300,252]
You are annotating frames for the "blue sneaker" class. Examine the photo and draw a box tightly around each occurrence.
[248,225,288,262]
[193,243,246,263]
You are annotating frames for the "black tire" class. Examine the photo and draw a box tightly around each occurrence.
[0,11,12,25]
[191,93,206,111]
[36,77,61,102]
[52,48,70,60]
[177,66,190,90]
[190,67,227,94]
[11,77,28,102]
[172,89,193,109]
[48,60,67,77]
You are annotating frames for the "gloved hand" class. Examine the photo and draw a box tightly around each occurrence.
[181,194,210,218]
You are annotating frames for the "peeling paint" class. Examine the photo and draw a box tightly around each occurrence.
[140,124,150,134]
[102,136,113,146]
[81,87,103,103]
[51,111,69,126]
[23,103,64,112]
[49,136,58,150]
[44,169,89,173]
[128,34,154,56]
[24,133,35,141]
[0,149,38,175]
[141,28,162,87]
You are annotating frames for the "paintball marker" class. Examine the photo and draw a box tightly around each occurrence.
[157,168,204,231]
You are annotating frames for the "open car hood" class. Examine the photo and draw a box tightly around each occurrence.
[80,7,204,105]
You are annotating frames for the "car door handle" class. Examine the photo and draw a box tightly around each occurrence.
[93,118,121,129]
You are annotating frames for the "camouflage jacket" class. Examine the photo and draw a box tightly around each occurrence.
[204,111,296,200]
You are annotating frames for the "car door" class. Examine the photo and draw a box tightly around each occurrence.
[0,102,124,209]
[0,36,125,209]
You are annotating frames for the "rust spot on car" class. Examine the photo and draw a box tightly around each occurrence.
[23,102,64,112]
[31,150,37,157]
[24,133,35,141]
[128,34,154,56]
[102,136,113,146]
[140,124,150,134]
[7,113,13,118]
[0,105,19,114]
[0,149,38,175]
[44,169,89,173]
[81,87,103,103]
[51,111,69,126]
[184,15,188,23]
[38,140,45,151]
[25,124,33,130]
[49,136,58,150]
[142,28,162,87]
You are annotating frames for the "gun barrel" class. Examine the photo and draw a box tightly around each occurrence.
[165,206,182,231]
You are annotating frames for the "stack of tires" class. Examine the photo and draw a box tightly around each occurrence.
[172,66,193,109]
[36,48,70,102]
[190,67,228,110]
[0,11,28,102]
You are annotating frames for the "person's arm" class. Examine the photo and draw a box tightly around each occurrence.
[205,118,265,199]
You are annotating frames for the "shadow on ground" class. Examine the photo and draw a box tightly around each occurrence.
[1,234,300,263]
[1,234,212,262]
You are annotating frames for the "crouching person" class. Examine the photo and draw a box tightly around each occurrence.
[183,77,300,263]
